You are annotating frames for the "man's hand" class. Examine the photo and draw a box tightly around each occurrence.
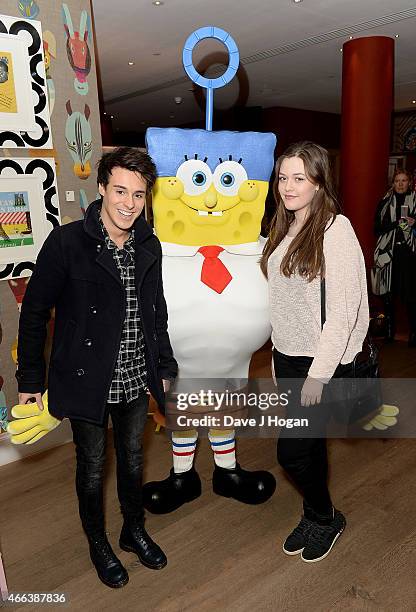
[162,379,171,393]
[7,391,61,444]
[301,377,324,407]
[18,392,44,412]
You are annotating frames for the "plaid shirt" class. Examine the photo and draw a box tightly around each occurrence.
[99,216,147,403]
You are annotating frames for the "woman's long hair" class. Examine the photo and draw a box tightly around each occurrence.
[260,141,340,281]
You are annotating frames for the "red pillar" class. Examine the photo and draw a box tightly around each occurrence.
[340,36,394,266]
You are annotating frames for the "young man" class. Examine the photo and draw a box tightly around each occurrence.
[16,147,178,588]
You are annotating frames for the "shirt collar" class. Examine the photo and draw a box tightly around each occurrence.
[99,214,135,252]
[160,237,266,257]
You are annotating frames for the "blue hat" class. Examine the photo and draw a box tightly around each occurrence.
[146,127,276,182]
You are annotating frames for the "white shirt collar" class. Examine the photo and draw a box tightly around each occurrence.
[161,236,266,257]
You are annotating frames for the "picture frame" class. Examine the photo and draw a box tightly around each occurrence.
[0,157,60,281]
[0,32,36,133]
[0,14,52,149]
[0,175,48,265]
[388,156,406,185]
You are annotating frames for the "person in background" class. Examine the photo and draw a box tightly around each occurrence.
[15,147,177,588]
[261,141,369,563]
[373,169,416,346]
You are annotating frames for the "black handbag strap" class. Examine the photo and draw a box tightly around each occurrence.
[320,278,326,330]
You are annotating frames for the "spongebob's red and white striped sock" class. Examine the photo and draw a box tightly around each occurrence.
[209,429,236,469]
[172,429,198,473]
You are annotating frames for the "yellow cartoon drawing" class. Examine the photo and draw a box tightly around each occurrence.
[0,53,17,114]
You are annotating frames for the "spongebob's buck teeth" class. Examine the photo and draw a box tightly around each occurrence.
[197,210,223,216]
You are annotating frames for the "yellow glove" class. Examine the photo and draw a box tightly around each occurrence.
[7,391,61,444]
[362,404,399,431]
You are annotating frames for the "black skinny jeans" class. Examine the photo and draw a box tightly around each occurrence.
[274,350,337,521]
[70,393,148,538]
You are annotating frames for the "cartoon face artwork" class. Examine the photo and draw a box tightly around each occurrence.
[43,31,57,116]
[65,100,92,180]
[62,4,92,96]
[8,277,29,313]
[146,128,276,246]
[17,0,40,19]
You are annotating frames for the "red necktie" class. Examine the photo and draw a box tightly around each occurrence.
[198,246,232,294]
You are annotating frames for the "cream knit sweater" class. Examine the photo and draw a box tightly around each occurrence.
[268,214,369,382]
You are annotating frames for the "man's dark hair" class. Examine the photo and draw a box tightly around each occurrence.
[97,147,157,193]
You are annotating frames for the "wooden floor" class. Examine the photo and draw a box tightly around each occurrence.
[1,341,416,611]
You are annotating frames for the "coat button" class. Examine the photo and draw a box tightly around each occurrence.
[84,338,92,347]
[96,244,102,253]
[152,304,156,312]
[153,332,157,341]
[76,368,85,376]
[90,306,97,314]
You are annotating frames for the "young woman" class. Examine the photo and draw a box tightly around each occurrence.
[261,141,369,563]
[372,169,416,345]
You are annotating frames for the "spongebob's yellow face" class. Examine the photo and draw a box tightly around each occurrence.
[153,158,268,245]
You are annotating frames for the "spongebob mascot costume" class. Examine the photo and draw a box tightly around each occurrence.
[142,27,276,513]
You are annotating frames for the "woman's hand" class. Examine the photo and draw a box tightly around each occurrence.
[404,216,415,227]
[301,377,324,406]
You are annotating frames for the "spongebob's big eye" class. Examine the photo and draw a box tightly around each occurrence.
[193,171,206,186]
[220,173,234,187]
[213,161,248,196]
[176,159,212,195]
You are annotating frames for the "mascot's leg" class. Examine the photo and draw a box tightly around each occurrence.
[210,429,276,504]
[143,429,201,514]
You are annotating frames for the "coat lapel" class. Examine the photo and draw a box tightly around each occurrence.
[95,247,123,286]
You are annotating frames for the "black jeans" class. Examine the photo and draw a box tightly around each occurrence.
[70,393,148,537]
[274,350,333,520]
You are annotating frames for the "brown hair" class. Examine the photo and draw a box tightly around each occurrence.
[260,141,340,281]
[97,147,157,194]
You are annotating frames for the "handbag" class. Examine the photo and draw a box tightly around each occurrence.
[320,279,382,424]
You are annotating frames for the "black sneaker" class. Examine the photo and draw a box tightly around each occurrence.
[283,516,315,555]
[301,510,346,563]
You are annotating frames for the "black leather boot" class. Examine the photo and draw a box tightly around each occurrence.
[383,294,395,343]
[88,534,128,588]
[119,522,167,570]
[407,301,416,347]
[212,463,276,504]
[143,467,201,514]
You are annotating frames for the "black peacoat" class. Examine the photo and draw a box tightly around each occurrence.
[16,200,177,424]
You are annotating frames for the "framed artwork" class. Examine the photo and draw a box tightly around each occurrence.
[0,33,36,133]
[0,175,48,265]
[388,156,406,185]
[0,14,52,148]
[0,157,60,281]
